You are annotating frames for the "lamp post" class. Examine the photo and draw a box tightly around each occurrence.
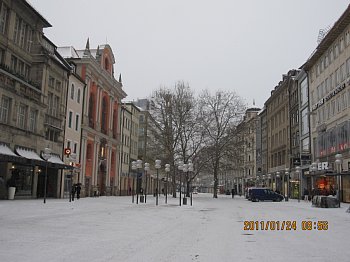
[178,161,183,206]
[165,164,170,204]
[276,171,280,193]
[295,166,301,202]
[68,153,76,202]
[188,161,194,206]
[136,159,143,204]
[285,168,289,201]
[311,162,317,200]
[182,163,188,205]
[144,162,150,203]
[131,161,137,203]
[155,160,161,206]
[41,147,51,204]
[335,153,342,207]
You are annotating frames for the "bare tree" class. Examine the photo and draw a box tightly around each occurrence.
[150,81,203,197]
[198,90,246,198]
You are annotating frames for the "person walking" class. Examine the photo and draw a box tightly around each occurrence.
[71,184,76,201]
[76,183,81,199]
[304,188,309,201]
[231,188,235,198]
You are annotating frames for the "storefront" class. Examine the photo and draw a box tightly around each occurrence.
[314,175,336,196]
[1,143,71,199]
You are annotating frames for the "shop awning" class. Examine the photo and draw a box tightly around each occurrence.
[15,147,43,162]
[0,144,25,162]
[0,144,18,156]
[47,153,73,169]
[47,154,64,164]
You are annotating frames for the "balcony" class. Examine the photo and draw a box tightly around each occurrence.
[45,114,62,130]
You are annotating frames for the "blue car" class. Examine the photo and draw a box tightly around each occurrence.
[249,188,284,202]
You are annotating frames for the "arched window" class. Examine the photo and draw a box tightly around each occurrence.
[88,93,94,128]
[70,84,75,100]
[101,96,108,133]
[86,144,92,161]
[104,57,109,71]
[113,109,117,138]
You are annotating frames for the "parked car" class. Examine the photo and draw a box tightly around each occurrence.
[249,188,284,202]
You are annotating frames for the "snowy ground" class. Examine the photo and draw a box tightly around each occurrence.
[1,194,350,262]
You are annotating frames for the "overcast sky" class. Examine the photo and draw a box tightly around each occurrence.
[28,0,349,108]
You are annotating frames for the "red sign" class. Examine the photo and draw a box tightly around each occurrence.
[64,148,71,156]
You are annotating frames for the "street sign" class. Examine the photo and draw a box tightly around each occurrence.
[64,148,71,156]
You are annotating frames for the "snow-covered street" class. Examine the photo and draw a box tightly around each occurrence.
[1,194,350,262]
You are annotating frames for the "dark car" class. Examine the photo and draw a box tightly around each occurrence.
[250,188,284,202]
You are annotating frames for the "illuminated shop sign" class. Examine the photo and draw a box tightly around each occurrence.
[310,162,329,171]
[312,82,346,111]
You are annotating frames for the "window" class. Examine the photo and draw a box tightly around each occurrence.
[17,104,27,129]
[340,37,345,52]
[75,113,79,131]
[335,68,340,85]
[341,63,346,82]
[77,88,81,103]
[68,111,73,128]
[10,55,17,72]
[49,77,55,88]
[347,58,350,77]
[0,96,10,123]
[29,109,37,132]
[0,48,4,64]
[334,43,339,59]
[70,84,75,100]
[55,80,61,91]
[0,2,9,34]
[301,108,309,136]
[73,142,77,154]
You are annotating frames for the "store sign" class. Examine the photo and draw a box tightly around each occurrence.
[312,82,346,111]
[317,162,329,170]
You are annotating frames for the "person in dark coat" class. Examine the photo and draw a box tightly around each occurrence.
[76,184,81,199]
[71,184,76,201]
[231,188,235,198]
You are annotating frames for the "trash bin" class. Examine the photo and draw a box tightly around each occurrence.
[140,195,144,203]
[8,187,16,200]
[183,197,187,205]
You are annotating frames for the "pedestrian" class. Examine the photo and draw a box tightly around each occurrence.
[303,188,309,201]
[231,188,235,198]
[71,184,76,201]
[76,183,81,199]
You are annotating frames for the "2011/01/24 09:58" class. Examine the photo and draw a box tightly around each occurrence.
[243,220,328,231]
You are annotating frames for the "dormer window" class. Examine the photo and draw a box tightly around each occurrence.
[104,57,109,72]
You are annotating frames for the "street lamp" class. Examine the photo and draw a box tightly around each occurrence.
[144,162,150,203]
[68,153,76,202]
[182,163,188,205]
[311,162,318,192]
[285,168,289,201]
[295,166,301,203]
[188,161,194,206]
[178,161,183,206]
[41,147,51,204]
[136,159,143,204]
[131,161,137,203]
[165,164,170,204]
[155,159,161,206]
[276,171,280,193]
[335,153,342,207]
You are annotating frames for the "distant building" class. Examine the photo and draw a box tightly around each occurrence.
[58,41,127,197]
[304,4,350,202]
[0,0,71,199]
